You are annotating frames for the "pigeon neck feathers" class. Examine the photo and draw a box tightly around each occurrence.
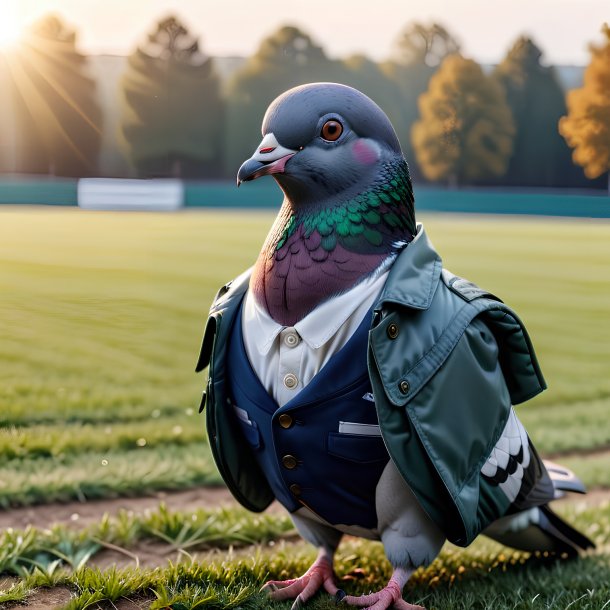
[250,158,415,326]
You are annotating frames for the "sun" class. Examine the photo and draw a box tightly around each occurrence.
[0,5,22,49]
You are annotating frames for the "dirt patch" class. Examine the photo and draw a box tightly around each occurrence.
[0,485,606,535]
[4,586,72,610]
[2,588,154,610]
[571,487,610,506]
[0,487,243,531]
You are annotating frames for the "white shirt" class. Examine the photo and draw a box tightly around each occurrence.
[241,269,389,406]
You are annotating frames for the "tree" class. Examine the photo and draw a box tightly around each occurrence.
[493,37,574,187]
[412,55,514,185]
[6,14,102,176]
[224,25,344,175]
[559,24,610,190]
[120,15,223,178]
[381,23,461,177]
[339,54,407,143]
[393,22,461,68]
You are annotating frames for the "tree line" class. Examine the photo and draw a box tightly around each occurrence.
[2,14,609,190]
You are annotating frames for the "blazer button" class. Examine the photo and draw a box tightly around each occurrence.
[290,483,302,496]
[278,414,294,429]
[399,380,410,394]
[282,455,298,470]
[387,323,399,339]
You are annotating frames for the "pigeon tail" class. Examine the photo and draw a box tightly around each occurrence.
[484,504,595,557]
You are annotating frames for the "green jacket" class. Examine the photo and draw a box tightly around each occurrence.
[195,225,546,546]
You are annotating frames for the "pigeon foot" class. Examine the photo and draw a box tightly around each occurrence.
[340,579,425,610]
[261,552,339,609]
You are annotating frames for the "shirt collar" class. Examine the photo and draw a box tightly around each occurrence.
[243,265,390,355]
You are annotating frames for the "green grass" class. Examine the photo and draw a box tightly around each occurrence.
[0,445,221,508]
[0,208,609,508]
[0,504,295,577]
[0,501,608,610]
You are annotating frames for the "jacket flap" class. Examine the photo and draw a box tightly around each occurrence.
[370,298,546,408]
[195,268,252,373]
[195,314,218,373]
[370,302,478,407]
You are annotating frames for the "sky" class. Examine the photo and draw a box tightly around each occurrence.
[4,0,609,65]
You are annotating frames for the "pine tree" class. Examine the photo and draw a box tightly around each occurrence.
[120,15,223,178]
[559,24,610,191]
[7,14,102,176]
[494,37,574,187]
[412,55,514,185]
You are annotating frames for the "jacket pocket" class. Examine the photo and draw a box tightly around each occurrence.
[327,432,388,464]
[234,406,262,450]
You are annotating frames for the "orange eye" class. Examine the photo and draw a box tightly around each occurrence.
[321,120,343,141]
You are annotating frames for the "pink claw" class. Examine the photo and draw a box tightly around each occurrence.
[261,554,339,610]
[341,579,425,610]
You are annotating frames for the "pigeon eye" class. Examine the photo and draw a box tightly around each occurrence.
[321,120,343,142]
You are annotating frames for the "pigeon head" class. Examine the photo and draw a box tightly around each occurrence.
[237,83,403,207]
[243,83,416,326]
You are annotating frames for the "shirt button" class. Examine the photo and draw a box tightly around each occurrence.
[290,483,302,496]
[278,414,294,429]
[283,373,298,389]
[282,455,298,470]
[284,332,300,348]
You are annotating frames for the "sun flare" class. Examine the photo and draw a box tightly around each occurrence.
[0,5,22,49]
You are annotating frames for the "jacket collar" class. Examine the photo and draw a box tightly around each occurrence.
[375,223,442,311]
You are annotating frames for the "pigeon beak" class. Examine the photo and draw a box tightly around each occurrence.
[237,133,297,186]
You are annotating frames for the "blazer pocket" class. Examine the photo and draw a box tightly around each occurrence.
[233,407,262,450]
[327,432,388,464]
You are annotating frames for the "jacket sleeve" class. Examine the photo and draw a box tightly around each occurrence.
[372,316,517,545]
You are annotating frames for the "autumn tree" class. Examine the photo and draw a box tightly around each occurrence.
[381,23,461,177]
[120,15,223,178]
[412,55,514,185]
[559,24,610,191]
[7,14,102,176]
[493,37,573,186]
[224,25,344,175]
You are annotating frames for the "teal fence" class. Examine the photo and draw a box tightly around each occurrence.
[1,177,609,218]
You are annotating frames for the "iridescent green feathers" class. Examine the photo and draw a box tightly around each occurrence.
[275,159,415,254]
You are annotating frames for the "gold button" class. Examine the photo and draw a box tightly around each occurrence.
[290,484,302,496]
[283,373,298,389]
[399,380,410,394]
[387,323,399,339]
[282,455,298,470]
[278,414,294,429]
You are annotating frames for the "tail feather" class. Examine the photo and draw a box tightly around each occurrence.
[538,505,595,553]
[484,504,595,556]
[543,460,587,496]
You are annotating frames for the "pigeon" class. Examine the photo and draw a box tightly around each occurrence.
[198,83,594,610]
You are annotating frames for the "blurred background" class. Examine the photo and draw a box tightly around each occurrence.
[0,0,609,194]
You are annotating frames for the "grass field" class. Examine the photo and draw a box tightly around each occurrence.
[0,206,609,609]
